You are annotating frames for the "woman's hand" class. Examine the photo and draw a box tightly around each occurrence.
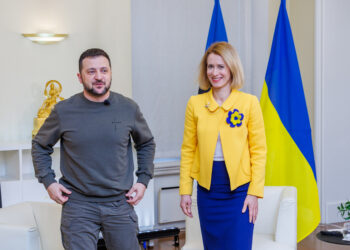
[242,194,258,223]
[180,195,193,218]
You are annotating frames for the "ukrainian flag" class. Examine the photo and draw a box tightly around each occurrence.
[260,0,320,242]
[199,0,228,94]
[205,0,228,50]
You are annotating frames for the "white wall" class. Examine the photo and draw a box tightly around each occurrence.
[250,0,270,97]
[289,0,315,134]
[0,0,131,144]
[96,0,132,97]
[315,0,350,223]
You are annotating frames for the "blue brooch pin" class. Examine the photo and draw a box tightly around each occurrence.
[226,109,244,127]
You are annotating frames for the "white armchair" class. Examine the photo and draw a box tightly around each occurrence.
[182,186,297,250]
[0,202,63,250]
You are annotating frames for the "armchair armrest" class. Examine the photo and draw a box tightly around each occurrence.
[0,224,41,250]
[182,195,204,250]
[275,186,297,249]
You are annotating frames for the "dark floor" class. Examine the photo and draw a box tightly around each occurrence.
[146,223,349,250]
[141,230,185,250]
[298,223,349,250]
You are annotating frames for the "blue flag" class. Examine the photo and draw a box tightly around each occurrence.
[206,0,228,50]
[260,0,320,241]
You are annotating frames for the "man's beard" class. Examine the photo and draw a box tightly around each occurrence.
[83,80,111,97]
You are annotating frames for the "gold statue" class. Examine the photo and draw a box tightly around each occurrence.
[32,80,64,138]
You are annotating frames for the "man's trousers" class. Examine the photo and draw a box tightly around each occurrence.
[61,198,140,250]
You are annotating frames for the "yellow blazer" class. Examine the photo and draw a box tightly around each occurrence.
[179,89,266,198]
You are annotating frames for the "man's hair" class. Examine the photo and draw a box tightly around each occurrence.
[79,48,111,72]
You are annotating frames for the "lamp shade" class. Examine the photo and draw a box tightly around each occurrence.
[22,33,68,44]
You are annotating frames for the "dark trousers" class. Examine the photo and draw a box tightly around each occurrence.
[61,198,140,250]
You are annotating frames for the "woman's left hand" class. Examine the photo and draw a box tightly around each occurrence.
[242,194,258,224]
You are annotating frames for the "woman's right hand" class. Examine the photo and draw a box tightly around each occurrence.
[180,195,193,218]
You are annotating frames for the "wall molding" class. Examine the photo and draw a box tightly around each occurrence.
[154,160,180,176]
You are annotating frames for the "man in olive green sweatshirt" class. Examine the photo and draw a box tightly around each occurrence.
[32,48,155,250]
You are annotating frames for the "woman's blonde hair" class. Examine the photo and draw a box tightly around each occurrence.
[198,42,244,90]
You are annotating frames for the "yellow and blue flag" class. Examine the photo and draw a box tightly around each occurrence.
[199,0,228,94]
[205,0,228,50]
[260,0,320,242]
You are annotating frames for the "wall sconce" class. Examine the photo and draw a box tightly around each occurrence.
[22,33,68,45]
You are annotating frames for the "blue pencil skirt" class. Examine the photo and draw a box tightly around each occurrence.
[197,161,254,250]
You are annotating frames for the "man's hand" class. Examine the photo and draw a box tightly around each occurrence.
[242,194,258,224]
[180,195,193,218]
[126,183,146,206]
[47,183,71,205]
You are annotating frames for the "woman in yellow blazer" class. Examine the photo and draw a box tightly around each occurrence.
[180,42,266,250]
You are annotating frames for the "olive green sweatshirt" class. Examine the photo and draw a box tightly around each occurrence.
[32,91,155,202]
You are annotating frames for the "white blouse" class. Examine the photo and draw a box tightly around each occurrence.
[213,133,225,161]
